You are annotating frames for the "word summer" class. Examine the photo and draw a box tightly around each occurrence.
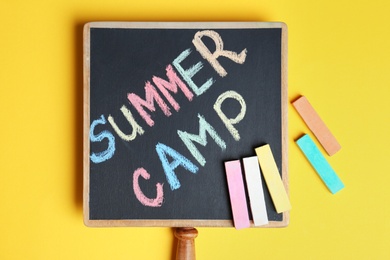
[90,30,248,207]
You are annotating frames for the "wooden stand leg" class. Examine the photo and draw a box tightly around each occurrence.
[174,227,198,260]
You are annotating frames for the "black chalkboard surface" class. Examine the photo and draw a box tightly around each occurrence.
[83,22,288,227]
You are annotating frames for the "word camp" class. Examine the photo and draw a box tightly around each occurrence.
[90,30,248,207]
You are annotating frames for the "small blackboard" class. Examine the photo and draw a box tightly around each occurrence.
[83,22,288,227]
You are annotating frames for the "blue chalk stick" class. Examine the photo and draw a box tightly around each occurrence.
[296,134,344,194]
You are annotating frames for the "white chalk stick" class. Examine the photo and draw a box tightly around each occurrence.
[243,156,269,226]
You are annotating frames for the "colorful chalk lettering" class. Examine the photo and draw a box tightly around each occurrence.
[152,64,194,112]
[89,29,249,208]
[107,105,145,141]
[213,90,247,141]
[127,82,172,127]
[172,48,214,96]
[89,115,116,163]
[193,30,247,78]
[133,167,164,207]
[177,114,226,167]
[155,142,199,191]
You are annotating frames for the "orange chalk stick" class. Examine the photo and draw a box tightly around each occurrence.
[292,96,341,156]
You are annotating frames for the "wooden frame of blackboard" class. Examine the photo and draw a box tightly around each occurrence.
[83,22,288,228]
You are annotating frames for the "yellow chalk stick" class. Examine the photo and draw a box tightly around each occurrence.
[255,144,291,213]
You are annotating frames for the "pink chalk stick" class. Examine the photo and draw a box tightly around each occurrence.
[224,160,250,229]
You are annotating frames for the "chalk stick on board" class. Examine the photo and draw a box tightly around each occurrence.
[292,96,341,156]
[243,156,269,226]
[224,160,251,229]
[255,145,291,213]
[296,134,344,194]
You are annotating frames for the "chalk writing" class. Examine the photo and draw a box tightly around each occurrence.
[152,64,194,111]
[90,29,249,207]
[213,90,247,141]
[127,82,172,127]
[177,114,226,167]
[172,48,214,96]
[193,30,247,77]
[108,105,145,141]
[156,143,199,191]
[90,115,115,163]
[133,167,164,207]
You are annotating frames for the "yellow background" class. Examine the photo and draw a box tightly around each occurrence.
[1,0,389,259]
